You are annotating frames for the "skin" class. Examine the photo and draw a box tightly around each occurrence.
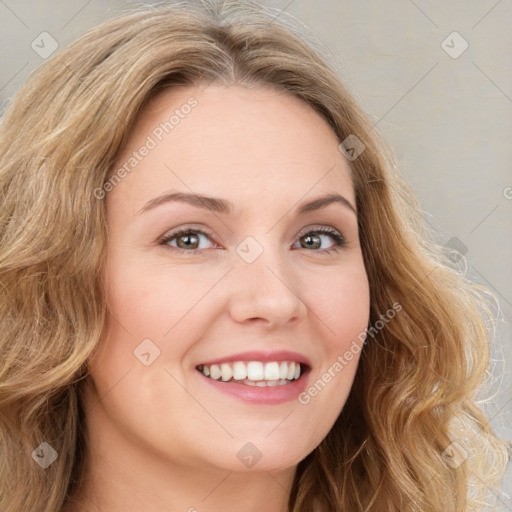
[66,83,370,512]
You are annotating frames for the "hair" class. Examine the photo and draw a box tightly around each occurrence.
[0,1,509,511]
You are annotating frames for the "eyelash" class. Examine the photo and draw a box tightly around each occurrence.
[158,225,346,255]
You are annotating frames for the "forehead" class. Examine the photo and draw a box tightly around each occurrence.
[109,82,355,215]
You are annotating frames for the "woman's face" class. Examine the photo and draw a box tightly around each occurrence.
[86,83,370,475]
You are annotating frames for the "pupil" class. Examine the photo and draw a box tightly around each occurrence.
[178,233,198,249]
[303,234,320,249]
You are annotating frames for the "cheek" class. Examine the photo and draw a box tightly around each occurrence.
[292,265,368,442]
[92,258,231,394]
[104,255,229,340]
[303,262,370,351]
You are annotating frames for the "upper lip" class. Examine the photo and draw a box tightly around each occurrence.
[197,350,312,368]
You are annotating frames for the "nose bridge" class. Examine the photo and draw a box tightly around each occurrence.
[228,234,307,327]
[234,232,286,283]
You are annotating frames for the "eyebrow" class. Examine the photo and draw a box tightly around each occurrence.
[137,191,357,217]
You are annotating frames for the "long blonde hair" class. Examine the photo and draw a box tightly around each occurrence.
[0,1,509,511]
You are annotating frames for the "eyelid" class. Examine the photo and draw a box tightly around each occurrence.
[295,224,341,238]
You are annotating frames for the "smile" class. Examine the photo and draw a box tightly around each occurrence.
[196,360,303,386]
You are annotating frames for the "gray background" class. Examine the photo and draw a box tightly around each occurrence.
[1,0,510,508]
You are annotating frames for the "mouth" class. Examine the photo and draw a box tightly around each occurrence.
[196,360,309,387]
[195,350,312,404]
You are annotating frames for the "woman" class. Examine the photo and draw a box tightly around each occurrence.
[0,1,509,511]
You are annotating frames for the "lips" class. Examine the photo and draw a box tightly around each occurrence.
[195,350,311,404]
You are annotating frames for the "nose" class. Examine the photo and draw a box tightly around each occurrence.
[227,245,307,329]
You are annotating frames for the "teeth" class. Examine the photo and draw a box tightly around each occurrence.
[198,360,304,384]
[247,361,264,380]
[209,364,221,380]
[286,362,296,380]
[240,379,291,387]
[220,363,233,382]
[232,361,247,380]
[264,362,280,380]
[279,362,288,380]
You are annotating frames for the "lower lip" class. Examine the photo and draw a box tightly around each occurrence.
[197,369,310,405]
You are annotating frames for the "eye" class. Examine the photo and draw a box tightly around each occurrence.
[159,228,217,253]
[158,225,346,255]
[293,226,346,254]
